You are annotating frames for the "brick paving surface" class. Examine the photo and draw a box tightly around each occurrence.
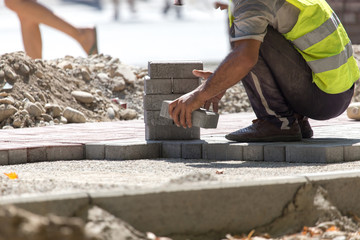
[0,112,359,164]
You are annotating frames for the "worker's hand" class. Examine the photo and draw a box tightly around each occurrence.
[192,69,226,113]
[214,1,228,10]
[168,90,206,129]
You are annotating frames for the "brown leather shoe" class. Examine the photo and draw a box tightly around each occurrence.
[225,119,302,142]
[295,115,313,138]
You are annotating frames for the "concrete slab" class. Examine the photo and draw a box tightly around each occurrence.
[172,78,201,94]
[144,78,172,94]
[145,125,200,140]
[143,94,182,111]
[105,141,161,160]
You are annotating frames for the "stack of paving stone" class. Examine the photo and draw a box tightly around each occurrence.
[144,61,203,140]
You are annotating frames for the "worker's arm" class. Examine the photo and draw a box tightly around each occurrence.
[168,39,261,128]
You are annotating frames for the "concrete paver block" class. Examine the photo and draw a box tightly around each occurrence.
[9,149,27,165]
[105,142,161,160]
[182,141,204,159]
[160,100,219,128]
[145,125,200,140]
[144,110,174,126]
[46,145,84,161]
[173,78,201,94]
[143,94,182,111]
[148,61,203,79]
[203,142,229,160]
[162,141,182,158]
[28,147,47,163]
[243,143,264,161]
[344,142,360,162]
[0,150,8,165]
[144,78,172,94]
[227,143,244,160]
[85,143,105,160]
[286,144,344,163]
[264,144,286,162]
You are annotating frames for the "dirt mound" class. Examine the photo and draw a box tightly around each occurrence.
[0,51,147,129]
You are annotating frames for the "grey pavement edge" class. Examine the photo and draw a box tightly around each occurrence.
[160,100,219,129]
[2,170,360,239]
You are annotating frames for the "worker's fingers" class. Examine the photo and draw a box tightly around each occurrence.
[179,107,187,128]
[192,69,213,80]
[169,101,181,127]
[204,100,211,110]
[213,102,219,113]
[186,110,192,128]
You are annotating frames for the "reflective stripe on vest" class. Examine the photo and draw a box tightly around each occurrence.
[228,0,360,94]
[284,0,359,94]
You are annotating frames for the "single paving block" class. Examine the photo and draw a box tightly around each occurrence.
[28,147,47,163]
[344,142,360,162]
[182,141,204,159]
[8,149,27,165]
[85,143,105,160]
[162,141,182,158]
[242,143,264,161]
[227,143,244,160]
[46,145,84,161]
[105,141,161,160]
[144,78,172,95]
[160,100,219,129]
[148,61,203,79]
[286,144,344,163]
[143,94,182,111]
[144,110,174,126]
[145,125,200,140]
[202,142,229,160]
[0,150,8,165]
[173,78,201,94]
[264,144,286,162]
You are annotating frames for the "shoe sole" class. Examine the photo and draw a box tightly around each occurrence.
[225,133,302,142]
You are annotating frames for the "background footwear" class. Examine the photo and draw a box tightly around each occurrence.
[225,119,302,142]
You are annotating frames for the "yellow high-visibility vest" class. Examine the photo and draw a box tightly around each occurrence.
[228,0,360,94]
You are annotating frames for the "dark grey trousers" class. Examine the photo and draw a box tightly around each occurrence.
[241,26,354,129]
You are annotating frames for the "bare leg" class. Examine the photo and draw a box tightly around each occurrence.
[19,16,42,59]
[5,0,97,58]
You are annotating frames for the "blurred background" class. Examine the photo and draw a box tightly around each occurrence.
[0,0,230,67]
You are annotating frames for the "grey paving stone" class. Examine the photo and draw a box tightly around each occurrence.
[227,143,244,160]
[264,144,286,162]
[144,78,172,94]
[162,141,182,158]
[148,61,203,79]
[173,78,201,94]
[182,141,204,159]
[202,142,229,160]
[144,110,174,126]
[344,142,360,162]
[160,100,219,128]
[143,94,182,111]
[243,143,264,161]
[46,145,84,161]
[28,147,47,163]
[105,142,161,160]
[0,150,8,165]
[286,144,344,163]
[145,125,200,140]
[8,149,27,165]
[85,143,105,160]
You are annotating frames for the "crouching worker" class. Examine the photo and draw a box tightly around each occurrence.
[169,0,360,142]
